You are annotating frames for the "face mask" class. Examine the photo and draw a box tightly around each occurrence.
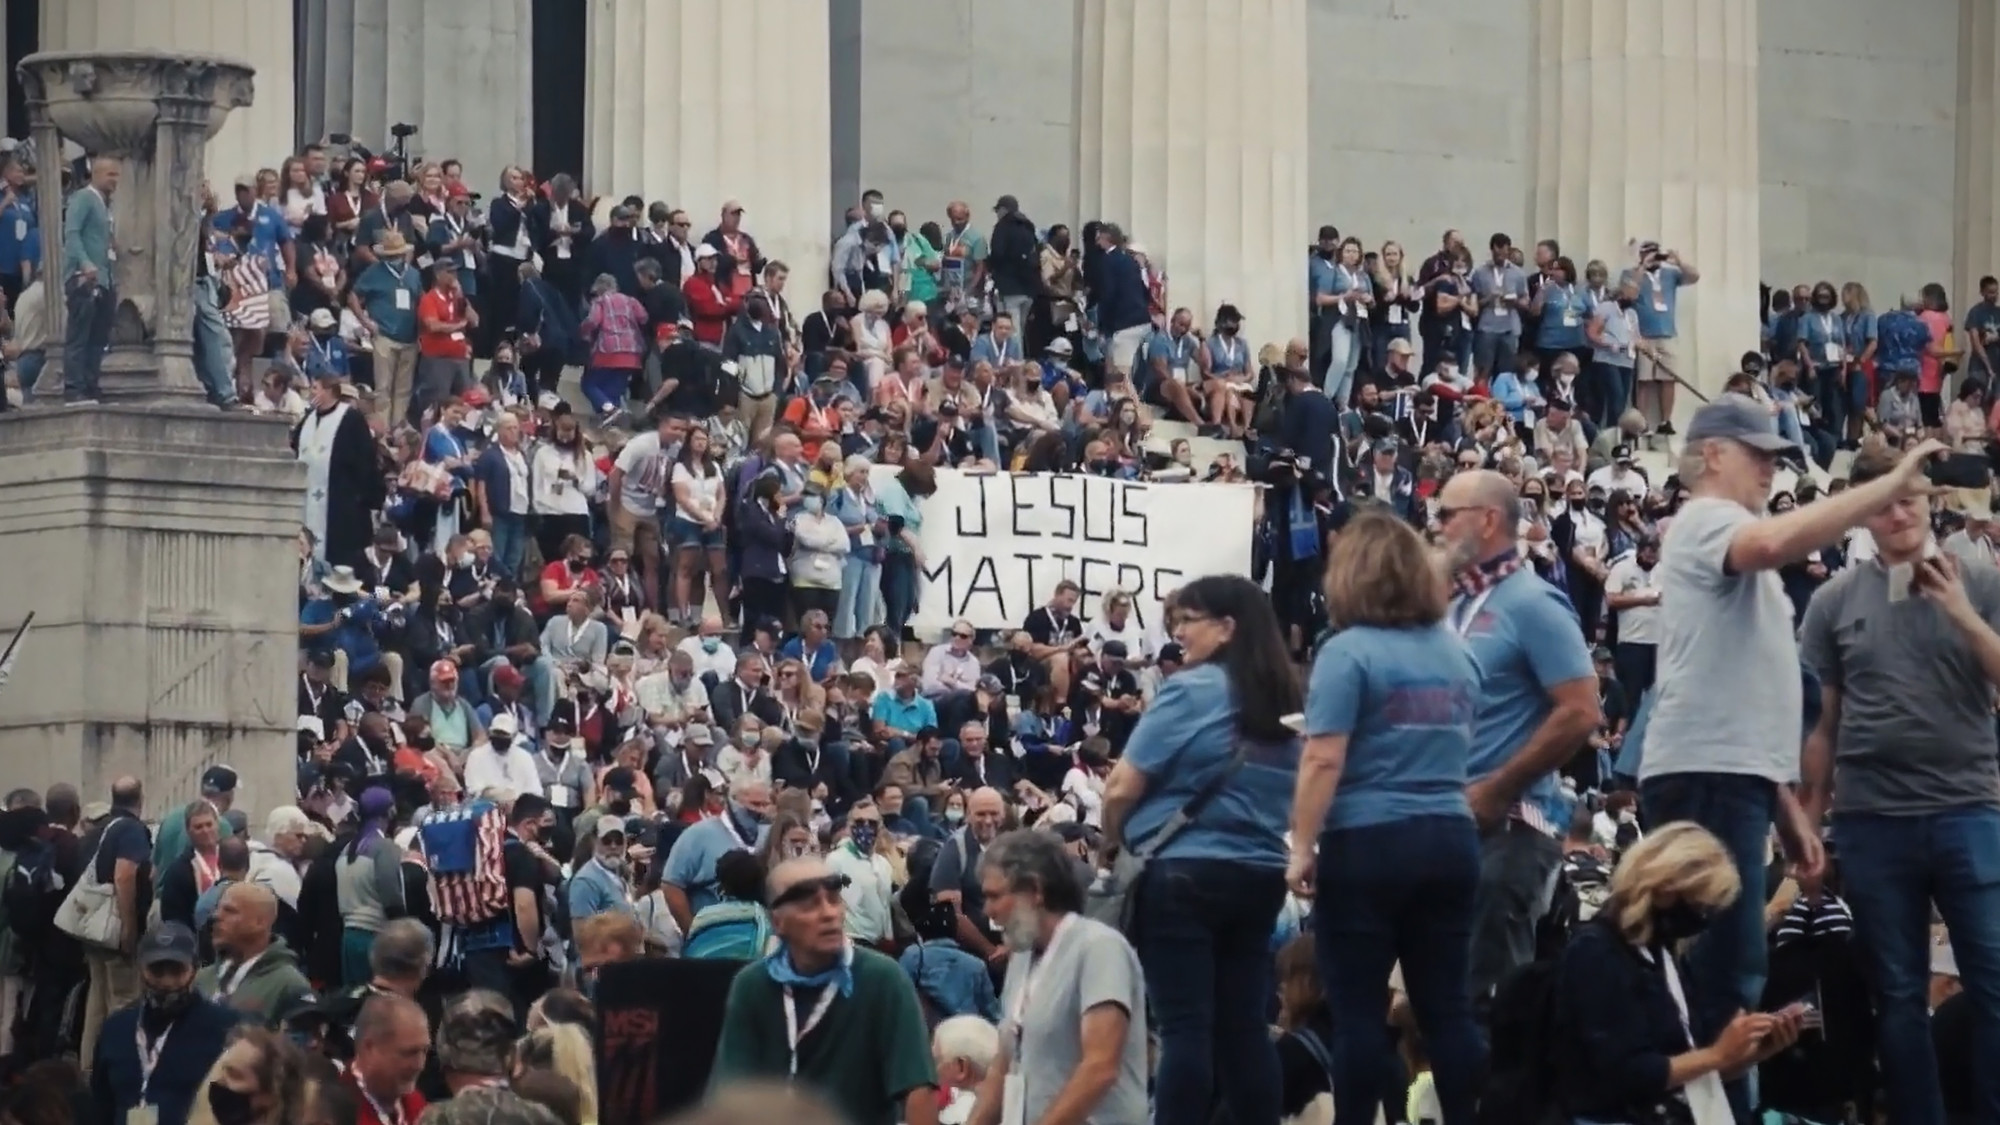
[850,823,879,853]
[701,637,721,653]
[207,1083,259,1125]
[455,553,473,568]
[567,557,586,573]
[1652,901,1715,944]
[491,736,513,753]
[784,840,815,859]
[144,983,196,1016]
[944,807,965,824]
[802,496,823,515]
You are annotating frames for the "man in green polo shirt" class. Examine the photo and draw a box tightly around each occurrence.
[710,856,937,1125]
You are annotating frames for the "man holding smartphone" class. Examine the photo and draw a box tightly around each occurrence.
[1798,442,2000,1124]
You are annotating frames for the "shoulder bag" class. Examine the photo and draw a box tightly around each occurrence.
[54,829,124,951]
[1084,739,1251,934]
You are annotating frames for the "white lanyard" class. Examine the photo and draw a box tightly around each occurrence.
[303,677,325,711]
[137,1022,176,1097]
[1336,265,1362,292]
[1450,583,1501,637]
[310,337,336,368]
[357,1083,406,1125]
[782,946,851,1077]
[217,951,262,997]
[1492,266,1507,294]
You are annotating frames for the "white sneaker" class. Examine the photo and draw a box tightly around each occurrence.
[64,398,99,407]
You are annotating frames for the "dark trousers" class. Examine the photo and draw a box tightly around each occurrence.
[1136,859,1288,1125]
[63,276,115,402]
[1468,819,1563,1000]
[462,946,549,1026]
[1613,641,1658,705]
[1315,816,1486,1125]
[739,577,788,643]
[1640,772,1777,1123]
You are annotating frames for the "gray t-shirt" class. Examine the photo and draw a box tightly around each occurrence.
[1798,556,2000,814]
[1471,262,1528,333]
[998,915,1150,1125]
[1640,497,1802,783]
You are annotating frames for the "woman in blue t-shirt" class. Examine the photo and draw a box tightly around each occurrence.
[1287,513,1486,1125]
[1103,574,1301,1125]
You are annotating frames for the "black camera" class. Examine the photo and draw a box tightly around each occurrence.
[390,123,419,138]
[327,132,352,146]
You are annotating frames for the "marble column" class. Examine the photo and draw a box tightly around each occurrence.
[1532,0,1761,408]
[40,0,294,190]
[300,0,535,195]
[1072,0,1310,352]
[1955,0,2000,312]
[584,0,833,298]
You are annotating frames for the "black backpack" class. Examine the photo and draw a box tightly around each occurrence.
[1,840,63,946]
[1476,958,1567,1125]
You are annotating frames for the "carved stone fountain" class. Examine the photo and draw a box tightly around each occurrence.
[0,52,301,818]
[18,51,253,402]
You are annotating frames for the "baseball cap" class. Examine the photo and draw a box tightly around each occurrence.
[1684,393,1800,454]
[1159,642,1186,665]
[137,922,198,968]
[488,712,518,737]
[1613,444,1634,464]
[201,765,239,794]
[430,659,460,683]
[588,817,627,843]
[686,725,715,746]
[491,664,525,692]
[694,243,719,260]
[1386,337,1415,356]
[1100,640,1129,660]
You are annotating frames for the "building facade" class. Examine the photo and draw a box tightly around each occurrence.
[10,0,2000,396]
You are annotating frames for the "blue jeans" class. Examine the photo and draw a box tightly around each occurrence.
[966,422,1000,464]
[489,512,528,579]
[881,551,918,639]
[63,276,115,402]
[192,275,236,405]
[1469,820,1563,1000]
[1640,772,1777,1122]
[1325,321,1360,406]
[1592,361,1634,429]
[1836,806,2000,1125]
[835,553,883,639]
[14,350,44,402]
[581,365,630,415]
[1316,816,1485,1125]
[1813,364,1846,441]
[1137,859,1288,1125]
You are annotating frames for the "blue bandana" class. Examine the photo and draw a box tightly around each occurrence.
[764,941,855,998]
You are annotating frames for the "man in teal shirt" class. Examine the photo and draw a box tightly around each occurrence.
[62,156,119,404]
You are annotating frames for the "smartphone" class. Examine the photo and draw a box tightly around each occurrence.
[1926,452,1992,490]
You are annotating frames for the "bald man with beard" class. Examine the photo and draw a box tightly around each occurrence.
[197,882,315,1026]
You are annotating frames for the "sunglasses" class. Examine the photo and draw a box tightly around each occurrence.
[952,631,974,640]
[769,872,851,909]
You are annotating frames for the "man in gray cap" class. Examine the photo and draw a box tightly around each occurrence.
[1640,391,1943,1118]
[91,922,239,1120]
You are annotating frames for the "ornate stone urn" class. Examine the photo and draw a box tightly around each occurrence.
[17,52,254,403]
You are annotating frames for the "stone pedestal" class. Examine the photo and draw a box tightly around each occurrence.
[583,0,832,296]
[0,408,303,818]
[19,51,253,404]
[1956,0,2000,311]
[298,0,535,194]
[1531,0,1762,406]
[1072,0,1310,350]
[38,0,293,190]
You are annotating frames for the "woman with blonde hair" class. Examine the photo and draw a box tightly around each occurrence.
[853,289,896,389]
[1287,512,1484,1125]
[517,1023,599,1125]
[1552,821,1804,1124]
[186,1025,311,1125]
[1370,240,1419,375]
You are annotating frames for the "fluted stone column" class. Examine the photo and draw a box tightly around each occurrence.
[1955,0,2000,312]
[1532,0,1761,407]
[301,0,535,194]
[1072,0,1309,352]
[40,0,293,189]
[584,0,832,298]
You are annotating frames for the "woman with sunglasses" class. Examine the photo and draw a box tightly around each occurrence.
[1096,574,1301,1125]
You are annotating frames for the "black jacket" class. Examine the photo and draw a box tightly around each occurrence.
[1554,919,1720,1122]
[711,678,785,735]
[464,601,541,665]
[989,212,1041,298]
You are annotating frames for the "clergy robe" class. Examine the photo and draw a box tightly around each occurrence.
[294,402,383,568]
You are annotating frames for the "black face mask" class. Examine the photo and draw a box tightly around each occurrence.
[566,558,586,573]
[491,736,513,753]
[1653,901,1715,944]
[143,983,196,1017]
[890,224,907,238]
[1615,296,1635,310]
[207,1083,259,1125]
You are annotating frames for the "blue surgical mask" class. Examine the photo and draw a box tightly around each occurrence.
[944,807,965,824]
[701,636,721,653]
[802,496,823,515]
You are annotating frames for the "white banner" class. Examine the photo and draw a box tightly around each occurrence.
[876,469,1257,635]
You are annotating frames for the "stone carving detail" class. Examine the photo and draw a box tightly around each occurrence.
[16,51,256,404]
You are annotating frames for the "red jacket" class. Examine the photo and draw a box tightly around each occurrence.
[683,274,741,346]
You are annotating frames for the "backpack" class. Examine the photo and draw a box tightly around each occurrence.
[2,840,64,945]
[1475,958,1566,1125]
[416,799,509,926]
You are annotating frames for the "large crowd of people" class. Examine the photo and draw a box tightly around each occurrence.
[0,117,1995,1125]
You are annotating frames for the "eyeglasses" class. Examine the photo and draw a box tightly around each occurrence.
[952,631,974,640]
[769,872,851,909]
